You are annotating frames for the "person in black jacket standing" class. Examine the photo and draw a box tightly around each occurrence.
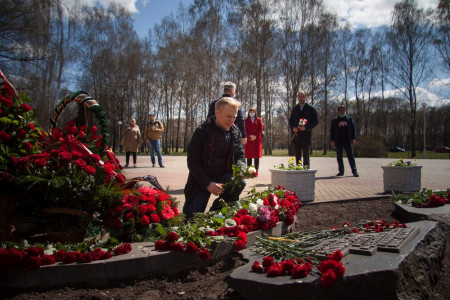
[330,105,359,177]
[288,91,319,167]
[207,81,247,145]
[183,97,247,218]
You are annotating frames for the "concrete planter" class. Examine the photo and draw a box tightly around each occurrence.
[381,166,422,193]
[269,169,317,202]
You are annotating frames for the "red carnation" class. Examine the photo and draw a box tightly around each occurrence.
[166,231,178,243]
[234,239,246,251]
[78,252,93,263]
[328,250,343,262]
[320,269,337,287]
[155,240,168,251]
[150,213,161,223]
[23,142,33,152]
[7,248,23,265]
[40,254,56,266]
[84,165,96,175]
[198,248,210,260]
[266,262,283,277]
[262,256,274,269]
[24,256,41,270]
[62,252,79,264]
[252,261,264,273]
[171,242,184,251]
[20,103,33,112]
[291,263,310,279]
[185,242,198,254]
[140,215,150,226]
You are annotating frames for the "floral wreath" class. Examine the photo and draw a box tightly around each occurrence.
[49,91,109,154]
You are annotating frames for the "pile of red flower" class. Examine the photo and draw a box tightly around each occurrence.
[0,243,131,270]
[104,186,180,231]
[154,232,211,260]
[417,193,450,208]
[252,250,345,287]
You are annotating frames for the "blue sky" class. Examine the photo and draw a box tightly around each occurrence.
[132,0,194,37]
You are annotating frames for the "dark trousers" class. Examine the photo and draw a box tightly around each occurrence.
[246,158,260,170]
[125,152,137,164]
[336,141,357,173]
[293,131,312,167]
[182,173,246,219]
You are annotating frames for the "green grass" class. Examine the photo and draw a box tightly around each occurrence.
[124,149,449,159]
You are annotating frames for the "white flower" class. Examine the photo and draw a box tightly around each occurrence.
[248,166,257,174]
[256,198,264,209]
[248,203,258,213]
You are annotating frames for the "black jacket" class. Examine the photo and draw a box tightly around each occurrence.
[184,117,246,204]
[330,115,356,143]
[207,94,247,138]
[288,103,319,132]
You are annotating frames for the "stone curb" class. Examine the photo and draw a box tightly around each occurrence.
[0,219,296,290]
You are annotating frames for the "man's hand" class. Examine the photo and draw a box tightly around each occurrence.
[207,182,224,196]
[242,138,247,145]
[351,139,356,146]
[293,127,299,133]
[298,125,306,131]
[331,141,335,148]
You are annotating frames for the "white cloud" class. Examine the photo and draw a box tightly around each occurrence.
[323,0,439,28]
[76,0,139,13]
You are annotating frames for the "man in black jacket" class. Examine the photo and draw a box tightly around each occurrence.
[330,105,359,177]
[288,91,319,167]
[207,81,247,145]
[183,97,247,218]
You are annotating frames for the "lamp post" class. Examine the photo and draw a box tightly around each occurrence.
[117,120,122,153]
[422,102,427,159]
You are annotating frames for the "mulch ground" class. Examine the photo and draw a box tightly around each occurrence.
[4,198,449,300]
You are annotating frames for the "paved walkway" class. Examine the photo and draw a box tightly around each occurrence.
[117,155,450,209]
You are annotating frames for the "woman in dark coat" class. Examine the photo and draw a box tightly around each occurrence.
[244,108,263,171]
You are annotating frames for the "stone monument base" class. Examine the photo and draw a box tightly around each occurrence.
[230,220,445,300]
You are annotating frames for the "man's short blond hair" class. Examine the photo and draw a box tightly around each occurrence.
[215,97,240,112]
[223,81,236,93]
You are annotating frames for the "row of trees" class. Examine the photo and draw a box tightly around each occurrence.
[1,0,449,157]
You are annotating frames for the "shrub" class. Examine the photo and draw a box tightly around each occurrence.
[354,135,387,158]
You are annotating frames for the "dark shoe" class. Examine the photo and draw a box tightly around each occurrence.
[160,165,165,168]
[353,172,359,177]
[336,172,344,176]
[124,164,129,168]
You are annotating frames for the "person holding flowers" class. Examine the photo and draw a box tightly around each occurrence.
[330,105,358,177]
[183,97,247,218]
[288,91,318,168]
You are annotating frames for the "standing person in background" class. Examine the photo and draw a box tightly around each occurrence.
[207,81,247,145]
[244,108,263,172]
[288,91,319,167]
[144,112,165,168]
[122,118,142,168]
[330,105,359,177]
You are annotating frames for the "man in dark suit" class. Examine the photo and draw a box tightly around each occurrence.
[288,91,319,167]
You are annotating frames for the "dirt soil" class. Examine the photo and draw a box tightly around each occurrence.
[4,198,449,300]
